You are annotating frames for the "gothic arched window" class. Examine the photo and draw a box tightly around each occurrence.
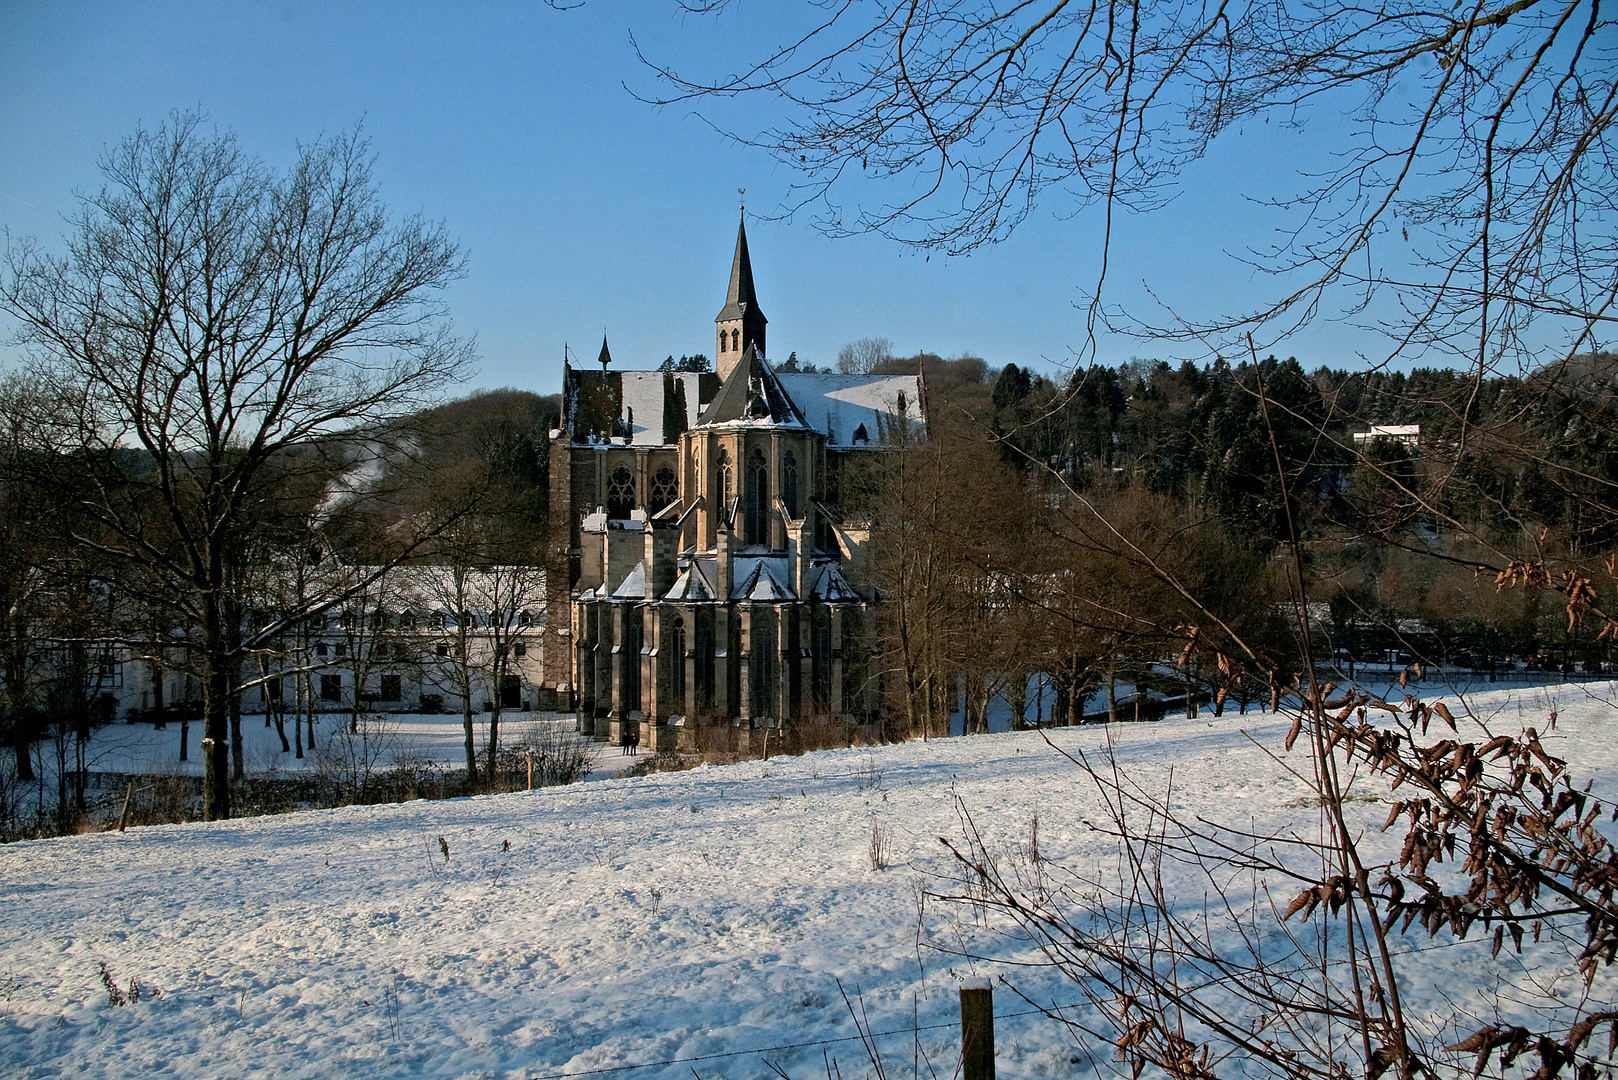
[607,465,636,519]
[650,466,678,514]
[717,448,733,520]
[782,450,799,519]
[718,330,727,353]
[746,448,769,546]
[731,328,740,353]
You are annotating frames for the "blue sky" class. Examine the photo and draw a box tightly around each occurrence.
[2,1,1400,397]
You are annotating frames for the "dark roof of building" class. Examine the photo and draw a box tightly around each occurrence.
[694,346,809,430]
[714,215,767,325]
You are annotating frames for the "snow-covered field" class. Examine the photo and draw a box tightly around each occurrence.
[27,710,627,781]
[1,682,1614,1080]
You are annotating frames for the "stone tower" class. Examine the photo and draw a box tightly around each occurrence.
[714,213,767,379]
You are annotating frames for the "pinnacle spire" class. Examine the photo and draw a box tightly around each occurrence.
[597,335,611,371]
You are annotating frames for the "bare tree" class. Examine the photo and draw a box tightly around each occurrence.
[416,554,546,789]
[837,336,895,375]
[1,112,471,820]
[644,0,1614,369]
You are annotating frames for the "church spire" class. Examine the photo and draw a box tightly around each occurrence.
[597,334,611,371]
[715,210,767,379]
[723,214,763,320]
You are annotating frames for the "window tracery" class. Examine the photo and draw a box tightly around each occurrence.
[650,466,678,513]
[607,464,636,519]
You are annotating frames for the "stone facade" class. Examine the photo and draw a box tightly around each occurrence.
[550,217,925,749]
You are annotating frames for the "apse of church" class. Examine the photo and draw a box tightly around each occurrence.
[547,215,925,751]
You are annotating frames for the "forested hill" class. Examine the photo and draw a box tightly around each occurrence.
[890,351,1617,555]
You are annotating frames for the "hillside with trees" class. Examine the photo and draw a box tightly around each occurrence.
[852,349,1617,735]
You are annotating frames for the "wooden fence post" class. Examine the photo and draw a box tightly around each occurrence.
[960,980,994,1080]
[117,781,135,832]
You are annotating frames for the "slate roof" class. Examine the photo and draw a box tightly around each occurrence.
[730,556,794,601]
[695,347,810,430]
[715,216,766,326]
[612,561,648,599]
[664,561,717,602]
[810,563,860,601]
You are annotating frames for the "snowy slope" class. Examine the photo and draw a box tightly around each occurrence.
[1,683,1615,1080]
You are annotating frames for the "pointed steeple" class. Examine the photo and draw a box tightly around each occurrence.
[718,215,765,324]
[597,335,612,371]
[715,211,768,379]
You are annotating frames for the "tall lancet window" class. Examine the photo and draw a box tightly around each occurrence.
[746,448,769,546]
[782,450,799,519]
[732,328,740,353]
[717,448,733,523]
[670,617,686,700]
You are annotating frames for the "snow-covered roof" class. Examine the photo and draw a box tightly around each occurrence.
[731,556,794,601]
[775,373,925,448]
[810,564,860,602]
[612,561,648,599]
[618,371,707,446]
[563,367,716,446]
[663,561,717,602]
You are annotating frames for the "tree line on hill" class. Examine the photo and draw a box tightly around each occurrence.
[848,349,1618,736]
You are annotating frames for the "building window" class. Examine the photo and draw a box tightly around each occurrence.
[378,674,402,702]
[315,641,329,658]
[436,643,449,658]
[717,448,733,516]
[670,617,686,700]
[607,464,636,519]
[650,466,678,513]
[782,450,798,519]
[731,328,740,353]
[719,329,727,353]
[320,674,342,701]
[746,448,769,546]
[514,642,527,658]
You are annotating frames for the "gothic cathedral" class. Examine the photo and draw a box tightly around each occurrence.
[545,216,925,750]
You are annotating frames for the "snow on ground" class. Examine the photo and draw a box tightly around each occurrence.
[26,710,638,789]
[1,683,1615,1080]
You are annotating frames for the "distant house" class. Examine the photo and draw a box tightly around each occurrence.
[1353,424,1421,447]
[546,215,925,749]
[111,564,551,723]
